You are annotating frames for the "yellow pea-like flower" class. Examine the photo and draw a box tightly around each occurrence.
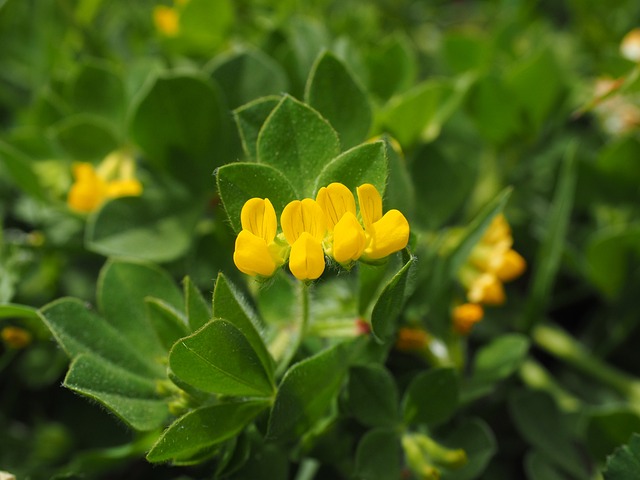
[356,184,410,261]
[281,199,327,244]
[467,272,506,306]
[281,199,327,281]
[153,6,180,37]
[621,28,640,63]
[494,249,526,282]
[316,183,357,231]
[67,150,143,214]
[332,212,366,264]
[67,163,109,213]
[233,230,278,277]
[288,232,325,281]
[233,198,284,278]
[452,303,484,335]
[241,198,278,244]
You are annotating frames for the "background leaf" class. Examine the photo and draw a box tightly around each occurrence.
[603,433,640,480]
[402,368,459,427]
[354,428,402,480]
[347,364,399,428]
[184,276,211,332]
[305,51,372,149]
[129,73,229,192]
[267,343,349,443]
[233,96,280,162]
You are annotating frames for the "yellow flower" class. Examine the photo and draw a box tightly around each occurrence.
[153,6,180,37]
[621,28,640,63]
[233,198,285,277]
[494,249,526,282]
[356,184,410,261]
[67,163,108,213]
[452,303,484,335]
[1,326,33,349]
[395,327,429,352]
[466,272,506,305]
[67,150,143,213]
[316,183,365,264]
[281,199,327,281]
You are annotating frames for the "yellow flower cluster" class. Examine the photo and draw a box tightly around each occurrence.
[233,183,410,281]
[67,150,142,213]
[153,0,189,37]
[459,214,526,306]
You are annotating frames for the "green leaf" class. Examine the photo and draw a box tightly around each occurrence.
[603,433,640,480]
[0,303,39,320]
[50,114,120,161]
[509,390,589,479]
[447,187,512,276]
[371,250,417,343]
[86,191,202,263]
[169,319,275,397]
[233,96,280,161]
[347,365,399,428]
[216,162,298,233]
[313,141,387,197]
[213,273,274,380]
[147,400,268,464]
[267,343,349,443]
[522,142,576,331]
[97,259,184,359]
[463,334,530,403]
[506,47,565,130]
[184,276,211,332]
[441,419,497,480]
[354,428,402,480]
[466,74,522,145]
[0,140,46,201]
[525,451,567,480]
[178,0,234,54]
[595,137,640,195]
[365,35,416,101]
[64,354,168,431]
[402,368,459,427]
[71,60,126,124]
[39,298,160,378]
[586,224,640,299]
[378,79,453,145]
[129,73,228,192]
[305,51,372,149]
[587,408,640,462]
[410,143,478,229]
[145,297,189,351]
[209,50,289,110]
[384,135,416,217]
[257,95,340,198]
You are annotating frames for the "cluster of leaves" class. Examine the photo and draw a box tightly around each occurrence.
[2,0,640,479]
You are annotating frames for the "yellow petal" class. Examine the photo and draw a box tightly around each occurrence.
[153,5,180,37]
[316,183,356,231]
[288,232,325,281]
[621,28,640,63]
[68,164,108,213]
[241,198,277,243]
[363,209,410,260]
[495,249,526,282]
[356,183,383,230]
[482,214,512,246]
[106,179,143,198]
[233,230,277,277]
[332,211,366,264]
[452,303,484,335]
[467,273,505,305]
[281,199,326,245]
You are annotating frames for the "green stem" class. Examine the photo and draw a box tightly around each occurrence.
[275,282,310,376]
[519,359,581,412]
[533,323,640,404]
